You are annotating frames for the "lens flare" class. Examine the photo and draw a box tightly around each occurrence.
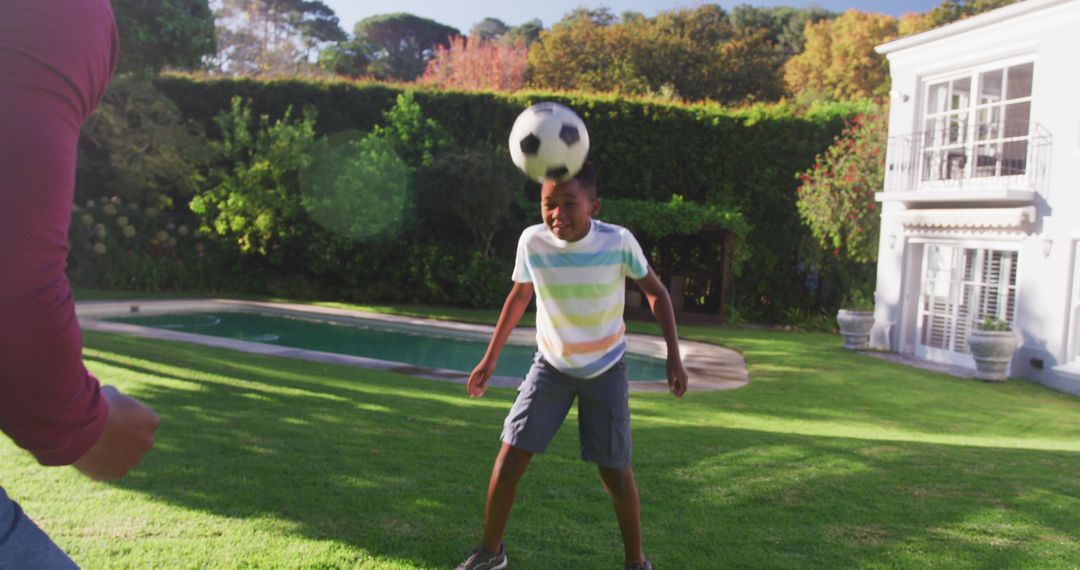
[300,131,410,242]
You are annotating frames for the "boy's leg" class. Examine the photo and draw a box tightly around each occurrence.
[484,355,575,552]
[598,465,645,566]
[481,443,533,553]
[577,360,645,565]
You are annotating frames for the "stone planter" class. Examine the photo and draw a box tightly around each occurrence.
[968,329,1018,381]
[836,309,874,350]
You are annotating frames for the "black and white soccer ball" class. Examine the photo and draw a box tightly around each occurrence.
[508,102,590,183]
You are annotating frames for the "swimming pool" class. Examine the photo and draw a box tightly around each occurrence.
[106,310,670,382]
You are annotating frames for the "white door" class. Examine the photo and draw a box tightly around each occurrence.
[916,244,1018,366]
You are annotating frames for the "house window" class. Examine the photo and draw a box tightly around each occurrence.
[921,62,1034,183]
[918,245,1017,361]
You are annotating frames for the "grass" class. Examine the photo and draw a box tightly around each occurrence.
[3,294,1080,568]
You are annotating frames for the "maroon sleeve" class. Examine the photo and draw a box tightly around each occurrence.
[0,0,120,465]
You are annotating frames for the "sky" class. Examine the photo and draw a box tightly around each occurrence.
[321,1,943,35]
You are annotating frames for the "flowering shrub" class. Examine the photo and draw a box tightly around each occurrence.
[69,195,220,290]
[796,110,886,264]
[419,36,528,92]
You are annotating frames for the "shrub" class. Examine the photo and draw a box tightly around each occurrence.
[415,146,520,258]
[840,289,874,311]
[796,110,886,264]
[77,78,210,207]
[148,75,860,316]
[976,317,1012,332]
[300,132,411,242]
[189,97,317,262]
[370,91,454,170]
[68,195,240,291]
[420,36,528,92]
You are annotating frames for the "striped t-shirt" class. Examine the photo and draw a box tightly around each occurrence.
[512,219,649,379]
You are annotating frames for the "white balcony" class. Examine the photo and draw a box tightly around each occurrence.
[876,121,1051,207]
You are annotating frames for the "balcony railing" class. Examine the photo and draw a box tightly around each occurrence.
[884,121,1052,195]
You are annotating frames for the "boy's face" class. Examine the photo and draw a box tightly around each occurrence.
[540,179,599,242]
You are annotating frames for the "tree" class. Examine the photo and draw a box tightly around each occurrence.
[78,78,210,207]
[527,5,781,103]
[296,1,347,61]
[213,0,345,76]
[505,19,544,46]
[783,10,898,101]
[469,17,509,42]
[898,12,936,36]
[559,7,618,27]
[526,11,613,93]
[420,36,528,92]
[110,0,216,75]
[796,111,887,264]
[728,5,833,56]
[711,29,785,103]
[318,42,369,77]
[927,0,1020,26]
[326,13,460,81]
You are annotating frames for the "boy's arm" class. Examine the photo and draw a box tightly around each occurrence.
[467,282,535,398]
[634,268,689,398]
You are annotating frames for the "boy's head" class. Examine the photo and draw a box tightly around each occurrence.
[540,162,599,242]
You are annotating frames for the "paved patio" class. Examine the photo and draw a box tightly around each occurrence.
[864,350,979,379]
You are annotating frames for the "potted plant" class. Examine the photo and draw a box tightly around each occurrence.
[836,290,874,350]
[968,317,1017,382]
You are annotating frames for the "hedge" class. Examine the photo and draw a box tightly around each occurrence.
[151,75,867,320]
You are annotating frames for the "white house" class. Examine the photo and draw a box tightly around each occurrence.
[871,0,1080,394]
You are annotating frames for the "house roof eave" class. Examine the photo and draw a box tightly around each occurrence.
[875,0,1074,56]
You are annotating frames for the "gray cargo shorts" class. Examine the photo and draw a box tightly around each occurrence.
[500,353,632,469]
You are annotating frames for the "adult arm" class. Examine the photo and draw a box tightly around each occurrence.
[72,386,159,481]
[0,0,159,477]
[467,282,535,397]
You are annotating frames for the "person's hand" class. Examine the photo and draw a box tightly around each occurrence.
[667,356,688,398]
[467,359,497,398]
[73,385,160,481]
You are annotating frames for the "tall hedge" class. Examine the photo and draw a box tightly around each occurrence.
[155,74,866,320]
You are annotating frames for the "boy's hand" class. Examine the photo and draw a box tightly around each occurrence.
[667,356,688,398]
[467,360,497,398]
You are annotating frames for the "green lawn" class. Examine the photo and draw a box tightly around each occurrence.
[3,297,1080,568]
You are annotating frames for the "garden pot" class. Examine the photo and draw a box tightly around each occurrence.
[836,309,874,350]
[967,329,1018,381]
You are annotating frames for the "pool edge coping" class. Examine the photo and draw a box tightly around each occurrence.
[76,298,749,393]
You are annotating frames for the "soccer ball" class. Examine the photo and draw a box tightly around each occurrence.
[508,102,590,183]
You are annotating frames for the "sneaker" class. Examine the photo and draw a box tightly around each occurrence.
[624,561,653,570]
[455,543,507,570]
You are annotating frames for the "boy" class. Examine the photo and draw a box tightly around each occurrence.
[458,163,689,570]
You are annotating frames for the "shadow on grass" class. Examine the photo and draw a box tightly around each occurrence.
[83,332,1080,569]
[670,327,1080,447]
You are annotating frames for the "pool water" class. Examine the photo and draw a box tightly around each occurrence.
[109,311,668,382]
